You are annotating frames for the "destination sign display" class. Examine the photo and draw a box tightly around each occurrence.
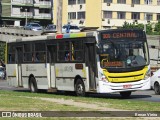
[103,61,123,67]
[100,30,145,40]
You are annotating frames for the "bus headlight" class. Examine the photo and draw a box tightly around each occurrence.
[144,69,151,80]
[100,73,109,82]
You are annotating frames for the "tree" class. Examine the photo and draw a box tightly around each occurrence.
[121,21,158,35]
[0,42,6,62]
[154,20,160,35]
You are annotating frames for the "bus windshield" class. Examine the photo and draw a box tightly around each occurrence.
[98,40,149,70]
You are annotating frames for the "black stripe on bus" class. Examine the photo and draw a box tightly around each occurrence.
[56,77,86,79]
[8,76,16,77]
[7,76,86,79]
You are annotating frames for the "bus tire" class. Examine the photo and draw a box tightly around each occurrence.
[154,82,160,95]
[120,91,131,98]
[75,79,85,97]
[29,77,38,93]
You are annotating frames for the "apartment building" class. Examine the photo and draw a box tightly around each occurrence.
[54,0,160,29]
[0,0,53,26]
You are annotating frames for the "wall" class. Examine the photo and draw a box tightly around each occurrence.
[86,0,101,28]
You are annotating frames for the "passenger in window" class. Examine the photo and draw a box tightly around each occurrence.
[43,52,46,62]
[65,51,70,61]
[35,53,40,62]
[32,53,35,62]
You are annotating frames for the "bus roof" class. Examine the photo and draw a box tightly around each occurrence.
[7,32,95,43]
[7,29,145,43]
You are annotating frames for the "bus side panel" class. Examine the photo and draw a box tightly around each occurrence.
[6,64,17,87]
[21,64,48,89]
[55,63,88,91]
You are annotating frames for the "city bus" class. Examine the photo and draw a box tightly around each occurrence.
[6,29,150,98]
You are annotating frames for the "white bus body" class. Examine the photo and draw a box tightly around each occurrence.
[6,29,151,97]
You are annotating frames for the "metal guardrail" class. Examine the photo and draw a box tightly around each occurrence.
[0,27,42,36]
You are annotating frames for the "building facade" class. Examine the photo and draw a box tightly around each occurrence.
[0,0,53,26]
[54,0,160,29]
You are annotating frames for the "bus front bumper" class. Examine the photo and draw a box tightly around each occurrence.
[97,78,150,93]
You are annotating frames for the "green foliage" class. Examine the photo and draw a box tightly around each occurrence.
[154,20,160,34]
[0,42,6,61]
[122,21,160,35]
[0,90,160,111]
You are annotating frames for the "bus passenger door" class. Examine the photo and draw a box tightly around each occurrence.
[16,46,23,87]
[86,43,97,90]
[47,45,56,88]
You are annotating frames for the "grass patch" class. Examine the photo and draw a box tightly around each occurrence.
[0,90,160,111]
[0,91,86,111]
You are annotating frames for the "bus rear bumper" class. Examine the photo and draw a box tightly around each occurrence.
[97,78,150,93]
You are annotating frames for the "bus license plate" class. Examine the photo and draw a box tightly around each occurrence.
[123,84,132,89]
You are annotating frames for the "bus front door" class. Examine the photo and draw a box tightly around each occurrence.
[47,45,56,88]
[16,46,23,87]
[86,43,97,91]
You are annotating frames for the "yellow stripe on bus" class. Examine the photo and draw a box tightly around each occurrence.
[103,66,148,83]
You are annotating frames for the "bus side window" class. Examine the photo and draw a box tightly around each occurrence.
[34,42,46,62]
[8,54,15,63]
[34,53,38,62]
[8,45,16,63]
[65,51,70,61]
[72,41,83,61]
[24,44,32,62]
[33,52,46,62]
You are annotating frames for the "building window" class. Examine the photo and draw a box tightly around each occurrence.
[117,0,126,4]
[145,0,152,5]
[117,12,126,19]
[104,0,112,3]
[131,12,140,19]
[132,0,140,4]
[157,14,160,20]
[68,12,76,19]
[77,0,85,4]
[77,12,85,19]
[146,13,153,20]
[157,0,160,5]
[68,0,76,5]
[39,9,50,14]
[103,11,112,19]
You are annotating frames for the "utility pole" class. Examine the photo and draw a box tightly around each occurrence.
[25,8,27,25]
[144,13,146,33]
[57,0,63,33]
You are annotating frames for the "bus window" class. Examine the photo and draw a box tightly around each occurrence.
[47,45,56,63]
[23,44,32,62]
[34,52,46,62]
[34,43,46,62]
[57,40,84,62]
[8,45,16,63]
[64,42,70,61]
[71,41,83,61]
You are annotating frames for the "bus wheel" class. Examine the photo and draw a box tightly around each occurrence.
[75,79,85,97]
[29,77,38,93]
[154,82,160,95]
[120,91,131,98]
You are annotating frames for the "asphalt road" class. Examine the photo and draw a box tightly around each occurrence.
[0,80,160,102]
